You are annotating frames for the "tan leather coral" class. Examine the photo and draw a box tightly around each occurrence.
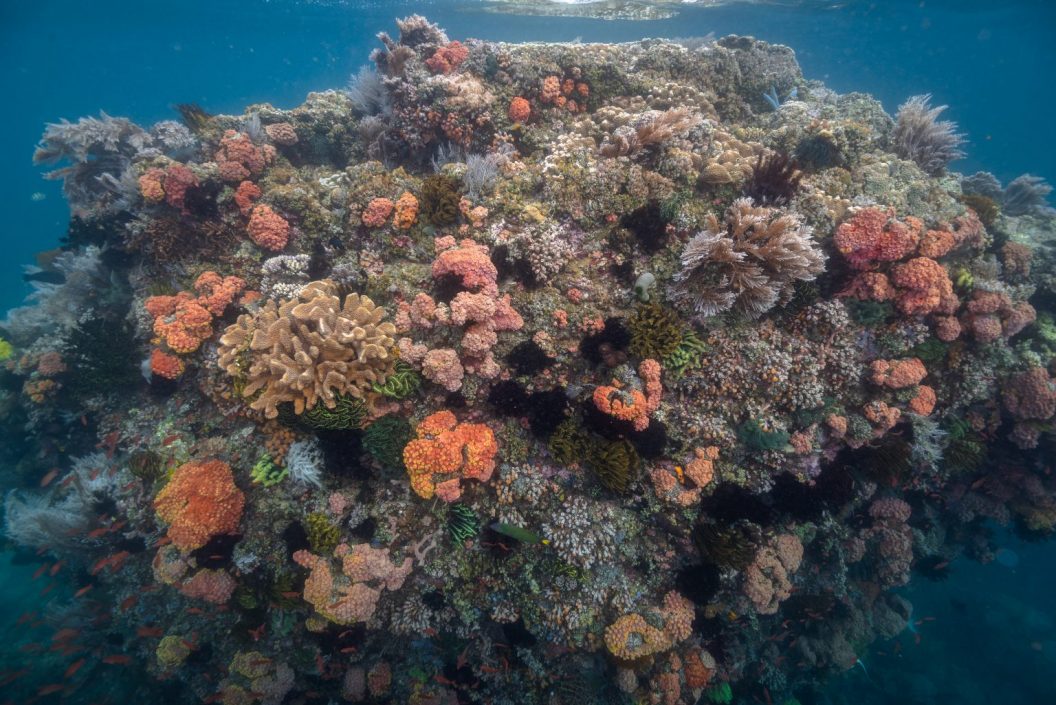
[217,280,396,418]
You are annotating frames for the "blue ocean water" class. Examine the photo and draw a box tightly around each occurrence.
[3,0,1055,313]
[1,1,1055,703]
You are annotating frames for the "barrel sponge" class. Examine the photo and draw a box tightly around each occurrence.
[217,280,397,418]
[153,459,245,551]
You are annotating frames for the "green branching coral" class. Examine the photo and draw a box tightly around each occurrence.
[372,360,421,399]
[629,302,685,360]
[296,394,368,430]
[421,174,461,226]
[587,439,640,493]
[663,329,708,381]
[547,418,594,467]
[251,454,288,487]
[846,300,892,327]
[737,418,790,451]
[306,512,340,555]
[943,418,986,474]
[704,682,734,704]
[363,415,413,470]
[129,450,165,482]
[694,520,758,570]
[447,503,480,544]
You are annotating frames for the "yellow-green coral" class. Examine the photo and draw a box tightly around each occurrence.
[156,635,191,669]
[306,512,340,555]
[0,337,13,362]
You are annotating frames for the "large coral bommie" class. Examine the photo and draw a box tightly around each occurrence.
[3,13,1055,705]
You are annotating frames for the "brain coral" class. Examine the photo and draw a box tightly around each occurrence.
[217,280,397,418]
[153,459,245,551]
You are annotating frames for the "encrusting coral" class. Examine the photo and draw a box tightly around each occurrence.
[217,280,397,418]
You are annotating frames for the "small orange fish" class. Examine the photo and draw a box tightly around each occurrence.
[161,434,180,446]
[186,607,204,615]
[37,684,67,696]
[64,659,86,679]
[0,669,29,686]
[16,611,37,625]
[86,527,109,539]
[49,561,64,576]
[101,655,131,665]
[32,563,49,580]
[89,557,110,575]
[119,595,138,611]
[18,643,43,653]
[137,627,163,638]
[74,585,93,598]
[40,582,56,597]
[339,646,357,654]
[40,469,59,487]
[279,591,300,599]
[52,628,80,643]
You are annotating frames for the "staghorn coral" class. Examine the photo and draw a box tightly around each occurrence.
[217,281,396,418]
[669,198,825,318]
[153,459,245,551]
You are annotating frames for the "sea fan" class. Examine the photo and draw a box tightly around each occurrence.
[1002,174,1054,216]
[34,112,153,216]
[669,198,826,318]
[3,490,94,551]
[891,94,966,175]
[346,65,392,117]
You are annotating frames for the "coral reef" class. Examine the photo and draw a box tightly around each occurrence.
[3,15,1056,705]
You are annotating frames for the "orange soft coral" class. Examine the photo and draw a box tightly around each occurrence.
[593,359,662,431]
[150,349,186,380]
[234,180,261,215]
[432,238,499,295]
[215,130,273,182]
[154,459,245,551]
[193,271,247,316]
[890,257,957,316]
[402,410,498,501]
[835,208,921,270]
[246,204,290,251]
[150,296,214,354]
[870,358,927,389]
[424,41,469,74]
[507,97,531,123]
[362,197,395,228]
[393,191,418,230]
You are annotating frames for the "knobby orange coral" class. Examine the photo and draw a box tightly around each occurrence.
[154,459,245,551]
[402,410,498,501]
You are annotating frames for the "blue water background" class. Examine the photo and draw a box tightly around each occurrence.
[2,0,1055,314]
[2,1,1056,701]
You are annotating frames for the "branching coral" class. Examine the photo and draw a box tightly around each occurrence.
[669,198,825,318]
[217,280,397,418]
[153,459,245,551]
